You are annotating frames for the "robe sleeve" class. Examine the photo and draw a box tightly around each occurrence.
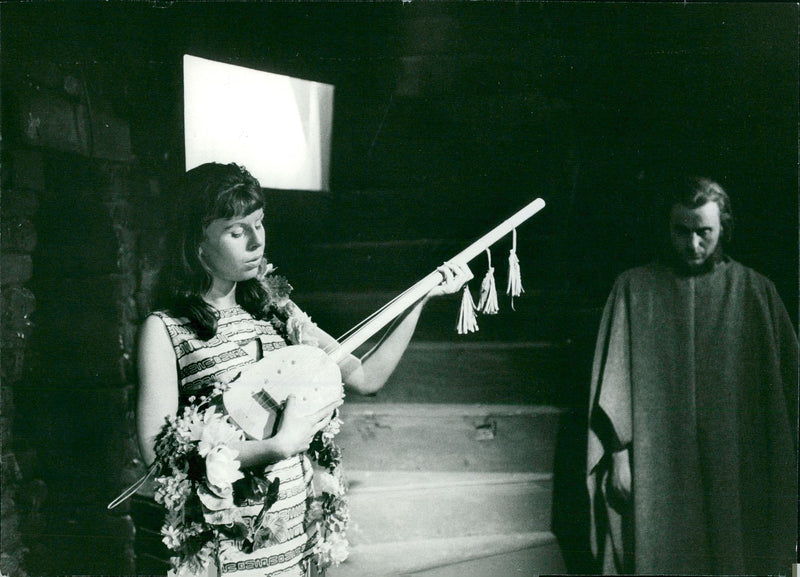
[766,280,799,448]
[586,276,634,559]
[588,278,633,476]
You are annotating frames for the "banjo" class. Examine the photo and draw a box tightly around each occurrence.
[222,197,546,440]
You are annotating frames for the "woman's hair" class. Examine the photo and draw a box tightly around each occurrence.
[153,162,270,339]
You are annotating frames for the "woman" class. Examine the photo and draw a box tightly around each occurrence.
[136,162,470,576]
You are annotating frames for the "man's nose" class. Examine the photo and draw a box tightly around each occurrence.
[690,233,703,252]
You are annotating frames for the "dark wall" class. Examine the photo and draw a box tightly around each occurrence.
[4,3,797,317]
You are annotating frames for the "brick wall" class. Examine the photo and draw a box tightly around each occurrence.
[2,62,167,575]
[1,150,41,577]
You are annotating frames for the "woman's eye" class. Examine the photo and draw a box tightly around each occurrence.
[230,229,244,238]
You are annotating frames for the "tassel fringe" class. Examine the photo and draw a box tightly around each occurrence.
[457,285,479,334]
[477,248,499,315]
[506,228,524,310]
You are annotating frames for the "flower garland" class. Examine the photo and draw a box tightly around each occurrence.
[152,263,350,575]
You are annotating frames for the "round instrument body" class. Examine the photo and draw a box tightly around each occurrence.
[222,344,343,439]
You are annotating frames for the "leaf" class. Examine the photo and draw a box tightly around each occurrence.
[265,477,281,510]
[251,478,280,535]
[233,471,274,505]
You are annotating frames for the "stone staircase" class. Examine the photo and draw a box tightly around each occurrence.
[327,400,567,577]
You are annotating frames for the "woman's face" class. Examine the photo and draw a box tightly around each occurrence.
[199,208,266,283]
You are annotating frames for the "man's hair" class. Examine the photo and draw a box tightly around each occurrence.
[152,162,270,339]
[659,175,734,245]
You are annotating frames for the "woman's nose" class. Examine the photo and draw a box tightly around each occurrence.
[248,229,264,250]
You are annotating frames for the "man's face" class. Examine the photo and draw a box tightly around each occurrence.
[669,201,722,271]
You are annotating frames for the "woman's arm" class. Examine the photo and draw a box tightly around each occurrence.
[353,294,429,394]
[302,298,426,395]
[230,396,342,467]
[136,315,179,467]
[306,263,472,395]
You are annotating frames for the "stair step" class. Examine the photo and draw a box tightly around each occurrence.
[338,403,561,472]
[356,341,572,405]
[327,532,565,577]
[345,470,553,545]
[408,539,566,577]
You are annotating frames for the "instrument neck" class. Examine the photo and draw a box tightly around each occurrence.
[328,197,546,363]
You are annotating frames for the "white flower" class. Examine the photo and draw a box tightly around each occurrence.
[316,531,350,567]
[154,471,191,511]
[321,416,343,441]
[177,406,202,439]
[286,309,318,346]
[262,512,290,544]
[257,260,276,279]
[161,524,183,550]
[199,420,242,456]
[203,505,242,526]
[211,380,230,397]
[197,483,235,513]
[306,498,324,523]
[168,544,214,577]
[205,445,244,490]
[316,470,343,497]
[186,408,243,455]
[197,485,233,511]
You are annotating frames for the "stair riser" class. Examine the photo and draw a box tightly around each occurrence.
[346,481,552,545]
[363,346,572,405]
[338,409,559,472]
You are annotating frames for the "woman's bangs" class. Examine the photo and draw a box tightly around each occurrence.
[215,185,263,220]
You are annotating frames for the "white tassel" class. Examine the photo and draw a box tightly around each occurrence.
[457,285,479,334]
[477,248,499,315]
[506,228,524,310]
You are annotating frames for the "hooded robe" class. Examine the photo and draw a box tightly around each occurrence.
[587,258,797,575]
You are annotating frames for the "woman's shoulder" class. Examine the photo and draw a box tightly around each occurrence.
[138,313,176,351]
[147,308,191,326]
[141,310,198,344]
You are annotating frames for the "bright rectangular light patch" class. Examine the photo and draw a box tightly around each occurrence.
[184,55,334,191]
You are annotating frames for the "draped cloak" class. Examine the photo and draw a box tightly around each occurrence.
[587,258,798,575]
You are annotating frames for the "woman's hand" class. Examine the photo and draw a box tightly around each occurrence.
[271,395,342,459]
[428,262,473,298]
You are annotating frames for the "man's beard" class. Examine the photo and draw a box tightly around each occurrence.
[671,245,725,276]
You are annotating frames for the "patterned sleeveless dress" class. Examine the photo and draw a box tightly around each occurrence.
[153,304,319,577]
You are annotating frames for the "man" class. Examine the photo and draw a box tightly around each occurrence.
[586,176,798,574]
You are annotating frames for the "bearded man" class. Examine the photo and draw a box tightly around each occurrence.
[586,176,798,574]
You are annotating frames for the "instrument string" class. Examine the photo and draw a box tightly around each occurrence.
[327,278,431,355]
